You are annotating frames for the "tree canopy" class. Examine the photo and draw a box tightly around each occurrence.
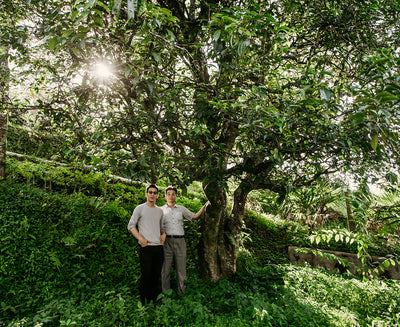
[2,0,400,279]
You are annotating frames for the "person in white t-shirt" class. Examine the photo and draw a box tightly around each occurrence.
[127,184,166,305]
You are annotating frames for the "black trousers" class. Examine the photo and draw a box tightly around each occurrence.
[139,245,164,305]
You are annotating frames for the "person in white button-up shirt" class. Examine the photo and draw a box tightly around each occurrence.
[161,186,209,295]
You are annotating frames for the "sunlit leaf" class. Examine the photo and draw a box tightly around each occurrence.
[48,37,58,51]
[112,0,123,15]
[238,39,250,56]
[62,29,74,37]
[320,88,332,102]
[214,30,221,41]
[96,0,110,13]
[127,0,137,19]
[370,133,378,151]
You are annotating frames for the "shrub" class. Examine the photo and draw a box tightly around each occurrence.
[6,157,144,203]
[0,180,140,322]
[243,211,308,265]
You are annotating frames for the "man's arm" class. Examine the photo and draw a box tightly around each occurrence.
[160,228,166,245]
[129,227,151,247]
[192,201,210,219]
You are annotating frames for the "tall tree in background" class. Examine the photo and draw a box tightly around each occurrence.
[6,0,400,280]
[0,0,32,179]
[0,0,13,181]
[0,1,11,180]
[0,47,8,180]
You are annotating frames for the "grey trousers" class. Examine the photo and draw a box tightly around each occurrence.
[161,237,187,295]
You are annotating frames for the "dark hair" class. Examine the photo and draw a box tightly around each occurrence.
[165,185,178,195]
[146,184,159,193]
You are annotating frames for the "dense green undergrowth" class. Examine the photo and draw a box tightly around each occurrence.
[1,179,400,326]
[0,180,139,321]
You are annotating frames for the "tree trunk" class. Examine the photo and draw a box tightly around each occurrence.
[0,47,9,181]
[199,182,249,281]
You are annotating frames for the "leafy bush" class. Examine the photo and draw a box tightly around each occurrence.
[283,265,400,326]
[305,228,360,253]
[7,124,65,160]
[369,190,400,236]
[243,211,308,265]
[248,181,346,230]
[6,157,144,203]
[0,180,140,323]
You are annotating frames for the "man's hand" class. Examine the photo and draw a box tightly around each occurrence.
[130,227,150,247]
[139,236,151,247]
[160,232,166,245]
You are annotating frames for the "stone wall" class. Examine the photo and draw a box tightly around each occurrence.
[288,246,400,280]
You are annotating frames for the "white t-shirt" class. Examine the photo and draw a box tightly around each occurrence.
[127,203,164,246]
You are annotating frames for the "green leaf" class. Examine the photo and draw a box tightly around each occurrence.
[376,91,399,103]
[96,0,111,13]
[351,112,365,125]
[70,48,80,57]
[167,29,176,42]
[48,37,58,51]
[62,236,76,246]
[112,0,123,15]
[213,30,221,42]
[71,10,79,20]
[370,133,378,151]
[238,39,250,57]
[320,88,332,102]
[62,29,74,38]
[152,52,161,64]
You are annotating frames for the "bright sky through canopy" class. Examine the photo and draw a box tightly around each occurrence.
[93,62,114,82]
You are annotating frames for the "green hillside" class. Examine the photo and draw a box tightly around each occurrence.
[1,171,400,326]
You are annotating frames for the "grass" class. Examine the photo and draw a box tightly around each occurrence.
[5,265,400,326]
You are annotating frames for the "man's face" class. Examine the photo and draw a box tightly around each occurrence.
[146,187,159,202]
[165,190,177,203]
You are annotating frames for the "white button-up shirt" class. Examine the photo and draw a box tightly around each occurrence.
[161,204,195,236]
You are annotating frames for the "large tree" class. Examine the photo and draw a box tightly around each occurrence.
[6,0,400,280]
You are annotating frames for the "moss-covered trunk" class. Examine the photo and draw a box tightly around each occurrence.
[199,182,249,281]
